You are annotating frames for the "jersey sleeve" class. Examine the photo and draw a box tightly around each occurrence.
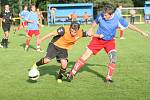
[95,12,102,24]
[95,15,100,24]
[57,26,65,36]
[118,17,129,30]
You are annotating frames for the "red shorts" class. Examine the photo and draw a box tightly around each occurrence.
[22,21,27,27]
[27,30,40,37]
[87,37,116,55]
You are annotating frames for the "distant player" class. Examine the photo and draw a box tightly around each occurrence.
[115,3,125,39]
[14,4,29,34]
[83,12,89,25]
[29,22,93,82]
[0,5,14,48]
[65,4,148,83]
[25,4,43,52]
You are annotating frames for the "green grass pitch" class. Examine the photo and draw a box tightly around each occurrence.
[0,24,150,100]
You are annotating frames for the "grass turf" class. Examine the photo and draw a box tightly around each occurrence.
[0,24,150,100]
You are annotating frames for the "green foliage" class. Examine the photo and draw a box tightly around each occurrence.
[0,0,145,17]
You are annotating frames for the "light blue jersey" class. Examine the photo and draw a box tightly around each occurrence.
[95,12,128,40]
[20,10,30,22]
[27,11,39,30]
[115,8,122,18]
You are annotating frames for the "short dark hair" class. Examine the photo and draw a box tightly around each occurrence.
[31,4,36,8]
[103,4,115,15]
[70,22,80,31]
[116,3,123,8]
[24,4,28,8]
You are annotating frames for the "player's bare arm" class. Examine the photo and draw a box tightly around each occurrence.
[128,24,149,37]
[37,32,57,44]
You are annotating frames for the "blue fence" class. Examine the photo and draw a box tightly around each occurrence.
[47,3,93,25]
[144,1,150,20]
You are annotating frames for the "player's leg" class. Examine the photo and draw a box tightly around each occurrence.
[69,48,92,77]
[120,30,125,39]
[104,40,116,83]
[25,30,32,51]
[57,59,68,83]
[55,46,68,82]
[35,31,43,52]
[1,24,10,48]
[67,37,103,81]
[31,43,56,69]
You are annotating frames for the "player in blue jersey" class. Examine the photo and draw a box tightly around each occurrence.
[25,4,43,52]
[65,4,148,83]
[14,4,29,34]
[115,3,125,39]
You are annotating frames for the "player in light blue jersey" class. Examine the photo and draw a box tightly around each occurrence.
[25,4,43,52]
[115,3,125,39]
[65,4,148,83]
[14,4,29,34]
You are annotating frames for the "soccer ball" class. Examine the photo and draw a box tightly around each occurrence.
[28,68,40,81]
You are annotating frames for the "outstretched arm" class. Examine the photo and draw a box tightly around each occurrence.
[128,24,148,37]
[37,32,57,45]
[86,21,97,37]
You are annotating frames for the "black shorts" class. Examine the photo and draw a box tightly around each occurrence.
[45,43,68,63]
[2,23,11,32]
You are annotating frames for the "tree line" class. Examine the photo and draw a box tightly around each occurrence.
[0,0,146,17]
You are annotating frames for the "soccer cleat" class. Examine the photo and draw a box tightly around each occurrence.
[0,44,3,48]
[104,79,113,83]
[37,48,44,52]
[32,63,38,69]
[24,46,29,51]
[13,28,16,34]
[3,43,7,48]
[105,76,113,83]
[66,73,73,82]
[120,37,125,39]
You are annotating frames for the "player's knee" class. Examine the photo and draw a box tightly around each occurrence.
[108,51,117,64]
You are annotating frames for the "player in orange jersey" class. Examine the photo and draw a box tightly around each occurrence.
[83,12,89,25]
[29,22,93,82]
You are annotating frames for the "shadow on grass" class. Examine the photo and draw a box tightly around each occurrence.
[68,61,107,81]
[26,61,107,83]
[20,43,37,50]
[18,33,27,37]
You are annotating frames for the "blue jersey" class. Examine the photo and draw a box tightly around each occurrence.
[20,10,29,22]
[27,11,39,30]
[95,12,128,40]
[115,8,122,18]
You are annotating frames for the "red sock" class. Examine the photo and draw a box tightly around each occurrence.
[107,63,116,79]
[70,58,86,76]
[17,25,23,31]
[120,30,123,38]
[26,39,30,46]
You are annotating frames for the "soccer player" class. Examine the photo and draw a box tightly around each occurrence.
[71,12,77,22]
[14,4,29,34]
[29,22,93,82]
[83,12,89,25]
[65,4,148,83]
[0,5,14,48]
[115,3,125,39]
[25,4,43,52]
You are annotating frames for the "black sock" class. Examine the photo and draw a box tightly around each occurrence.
[36,58,45,66]
[57,68,66,79]
[1,38,5,45]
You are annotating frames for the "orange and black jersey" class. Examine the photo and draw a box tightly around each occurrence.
[51,26,88,49]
